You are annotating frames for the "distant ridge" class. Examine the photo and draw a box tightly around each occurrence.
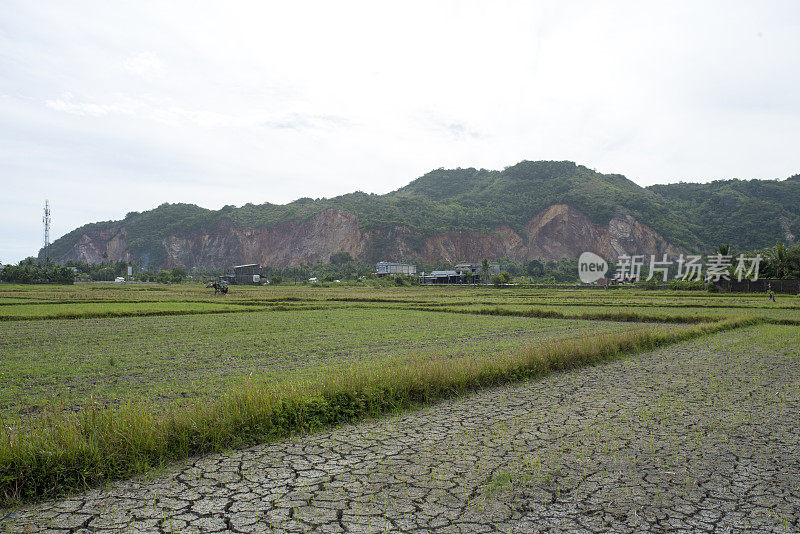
[42,161,799,269]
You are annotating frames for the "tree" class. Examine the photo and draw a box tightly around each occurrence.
[480,258,490,284]
[0,262,75,285]
[50,264,76,284]
[770,242,788,278]
[786,244,800,278]
[498,257,520,276]
[394,274,419,286]
[171,266,188,283]
[525,259,544,278]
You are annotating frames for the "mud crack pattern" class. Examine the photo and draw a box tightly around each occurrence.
[2,325,799,533]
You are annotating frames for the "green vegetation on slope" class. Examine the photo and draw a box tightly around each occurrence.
[648,176,800,251]
[390,161,693,246]
[41,160,799,268]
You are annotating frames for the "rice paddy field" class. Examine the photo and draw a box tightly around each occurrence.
[0,282,798,421]
[2,307,685,419]
[0,282,797,504]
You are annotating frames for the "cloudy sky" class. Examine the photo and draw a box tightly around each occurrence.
[2,1,799,263]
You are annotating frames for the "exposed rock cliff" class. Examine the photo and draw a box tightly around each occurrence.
[419,205,677,264]
[57,205,676,268]
[60,228,131,264]
[157,209,365,268]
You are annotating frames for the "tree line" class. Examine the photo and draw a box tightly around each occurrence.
[0,258,75,284]
[5,241,799,285]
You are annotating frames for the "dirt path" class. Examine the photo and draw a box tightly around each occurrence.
[3,324,799,533]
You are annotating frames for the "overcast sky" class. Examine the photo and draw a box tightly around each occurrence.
[2,1,799,263]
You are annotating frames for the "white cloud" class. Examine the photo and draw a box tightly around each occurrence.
[260,113,351,131]
[45,92,137,117]
[123,52,165,78]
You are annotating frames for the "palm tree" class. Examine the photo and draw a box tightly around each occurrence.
[480,258,490,284]
[717,244,734,279]
[772,242,787,278]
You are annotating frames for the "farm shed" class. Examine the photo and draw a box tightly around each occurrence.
[232,264,261,285]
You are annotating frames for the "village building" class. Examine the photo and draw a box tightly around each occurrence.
[421,270,461,284]
[454,262,500,277]
[420,262,502,284]
[375,262,417,276]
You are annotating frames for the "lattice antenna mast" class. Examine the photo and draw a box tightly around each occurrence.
[43,200,51,265]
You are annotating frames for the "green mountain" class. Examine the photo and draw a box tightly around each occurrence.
[648,175,800,251]
[42,161,799,269]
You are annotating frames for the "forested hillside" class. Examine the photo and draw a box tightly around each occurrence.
[647,175,800,250]
[41,161,799,269]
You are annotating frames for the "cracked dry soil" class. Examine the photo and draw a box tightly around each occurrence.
[2,324,799,533]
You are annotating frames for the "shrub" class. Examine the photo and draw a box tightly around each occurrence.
[668,279,706,291]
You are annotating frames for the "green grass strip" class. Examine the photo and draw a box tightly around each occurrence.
[0,315,762,505]
[0,304,327,322]
[413,305,717,324]
[768,318,800,325]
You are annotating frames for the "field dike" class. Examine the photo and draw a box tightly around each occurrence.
[414,305,717,324]
[0,303,324,322]
[0,315,762,505]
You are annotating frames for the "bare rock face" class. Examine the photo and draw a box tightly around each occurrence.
[57,205,678,268]
[606,214,678,259]
[419,205,679,263]
[525,204,607,260]
[420,226,525,264]
[525,204,678,260]
[163,209,365,269]
[60,227,130,264]
[780,217,796,245]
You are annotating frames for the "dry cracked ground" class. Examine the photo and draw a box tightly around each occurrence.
[3,324,799,533]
